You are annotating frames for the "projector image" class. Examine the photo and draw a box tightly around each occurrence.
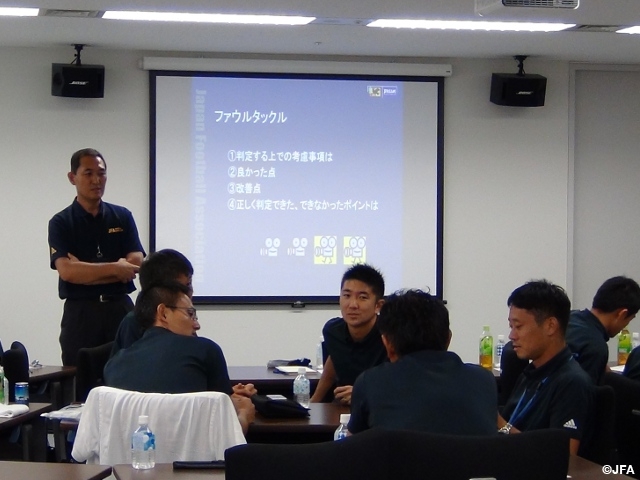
[476,0,579,15]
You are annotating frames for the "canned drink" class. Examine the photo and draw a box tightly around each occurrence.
[15,382,29,405]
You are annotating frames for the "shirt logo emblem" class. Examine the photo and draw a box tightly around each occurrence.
[563,419,577,429]
[50,247,57,255]
[108,227,124,233]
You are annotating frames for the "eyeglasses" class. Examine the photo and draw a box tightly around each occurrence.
[165,305,197,320]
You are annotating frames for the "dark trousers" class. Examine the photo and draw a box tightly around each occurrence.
[59,296,133,366]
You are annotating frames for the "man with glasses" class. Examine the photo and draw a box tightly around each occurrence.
[104,282,255,433]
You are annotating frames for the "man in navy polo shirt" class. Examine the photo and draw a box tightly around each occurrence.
[566,276,640,384]
[348,289,497,435]
[310,264,387,405]
[48,148,145,366]
[498,280,594,456]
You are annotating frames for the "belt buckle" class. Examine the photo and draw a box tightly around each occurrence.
[99,294,109,303]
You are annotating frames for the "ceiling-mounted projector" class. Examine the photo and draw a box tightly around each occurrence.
[476,0,579,16]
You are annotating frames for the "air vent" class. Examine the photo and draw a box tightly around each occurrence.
[476,0,579,15]
[41,9,102,18]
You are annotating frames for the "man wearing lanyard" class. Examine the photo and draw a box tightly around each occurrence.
[49,148,145,366]
[498,280,594,456]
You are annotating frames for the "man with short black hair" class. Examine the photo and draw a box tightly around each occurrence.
[49,148,145,366]
[348,289,497,435]
[111,248,194,356]
[566,276,640,384]
[310,264,387,405]
[498,280,594,456]
[104,282,255,433]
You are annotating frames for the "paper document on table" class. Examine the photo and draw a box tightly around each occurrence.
[610,365,625,373]
[0,404,29,418]
[275,366,316,375]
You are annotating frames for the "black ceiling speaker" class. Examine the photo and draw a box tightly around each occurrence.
[490,56,546,107]
[52,44,105,98]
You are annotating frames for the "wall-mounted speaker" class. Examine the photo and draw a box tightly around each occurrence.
[51,64,105,98]
[490,73,547,107]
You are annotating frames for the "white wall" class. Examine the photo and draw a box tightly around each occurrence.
[0,46,576,366]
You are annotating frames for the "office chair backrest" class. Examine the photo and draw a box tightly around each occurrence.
[72,386,246,466]
[390,428,570,480]
[3,341,29,402]
[602,372,640,472]
[226,428,570,480]
[579,384,615,466]
[226,428,391,480]
[499,340,529,406]
[75,341,114,402]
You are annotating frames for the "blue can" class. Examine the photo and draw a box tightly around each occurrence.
[15,382,29,405]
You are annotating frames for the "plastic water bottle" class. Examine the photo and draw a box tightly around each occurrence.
[1,368,8,405]
[315,336,324,371]
[618,329,632,365]
[0,366,5,405]
[479,325,493,370]
[494,335,505,369]
[131,415,155,470]
[632,332,639,350]
[293,367,310,408]
[334,414,350,440]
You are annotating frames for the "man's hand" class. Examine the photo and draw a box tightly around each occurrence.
[113,257,140,283]
[334,385,353,405]
[231,393,256,434]
[232,383,257,397]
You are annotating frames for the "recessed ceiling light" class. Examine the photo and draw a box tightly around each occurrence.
[0,7,39,16]
[617,26,640,34]
[102,11,315,25]
[367,19,575,32]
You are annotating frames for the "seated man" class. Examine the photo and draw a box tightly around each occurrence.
[348,289,497,435]
[566,276,640,384]
[498,280,594,456]
[310,264,387,405]
[104,282,255,432]
[111,248,194,357]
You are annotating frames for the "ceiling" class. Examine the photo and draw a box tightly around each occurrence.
[1,0,640,63]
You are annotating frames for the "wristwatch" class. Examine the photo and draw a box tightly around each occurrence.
[498,423,513,434]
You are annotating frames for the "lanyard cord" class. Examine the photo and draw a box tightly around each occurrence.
[508,376,549,426]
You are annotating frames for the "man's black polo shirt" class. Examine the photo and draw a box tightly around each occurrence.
[322,316,387,387]
[501,346,594,443]
[48,198,145,299]
[565,309,609,384]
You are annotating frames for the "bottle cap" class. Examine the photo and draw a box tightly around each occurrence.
[633,332,639,339]
[498,335,505,340]
[483,325,490,330]
[339,413,351,424]
[297,367,306,375]
[138,415,149,425]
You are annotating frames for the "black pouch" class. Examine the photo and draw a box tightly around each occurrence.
[250,394,310,418]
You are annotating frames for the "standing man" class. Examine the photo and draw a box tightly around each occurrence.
[48,148,145,366]
[348,289,497,435]
[566,276,640,384]
[310,263,387,405]
[498,280,593,456]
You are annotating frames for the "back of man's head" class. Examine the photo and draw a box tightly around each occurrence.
[378,289,449,356]
[139,249,194,290]
[341,263,385,300]
[507,280,571,334]
[135,281,191,330]
[592,276,640,317]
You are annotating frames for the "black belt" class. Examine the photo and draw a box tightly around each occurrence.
[67,294,129,303]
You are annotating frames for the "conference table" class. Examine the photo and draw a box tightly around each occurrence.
[228,366,321,397]
[0,461,112,480]
[111,456,634,480]
[0,402,52,461]
[29,365,77,408]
